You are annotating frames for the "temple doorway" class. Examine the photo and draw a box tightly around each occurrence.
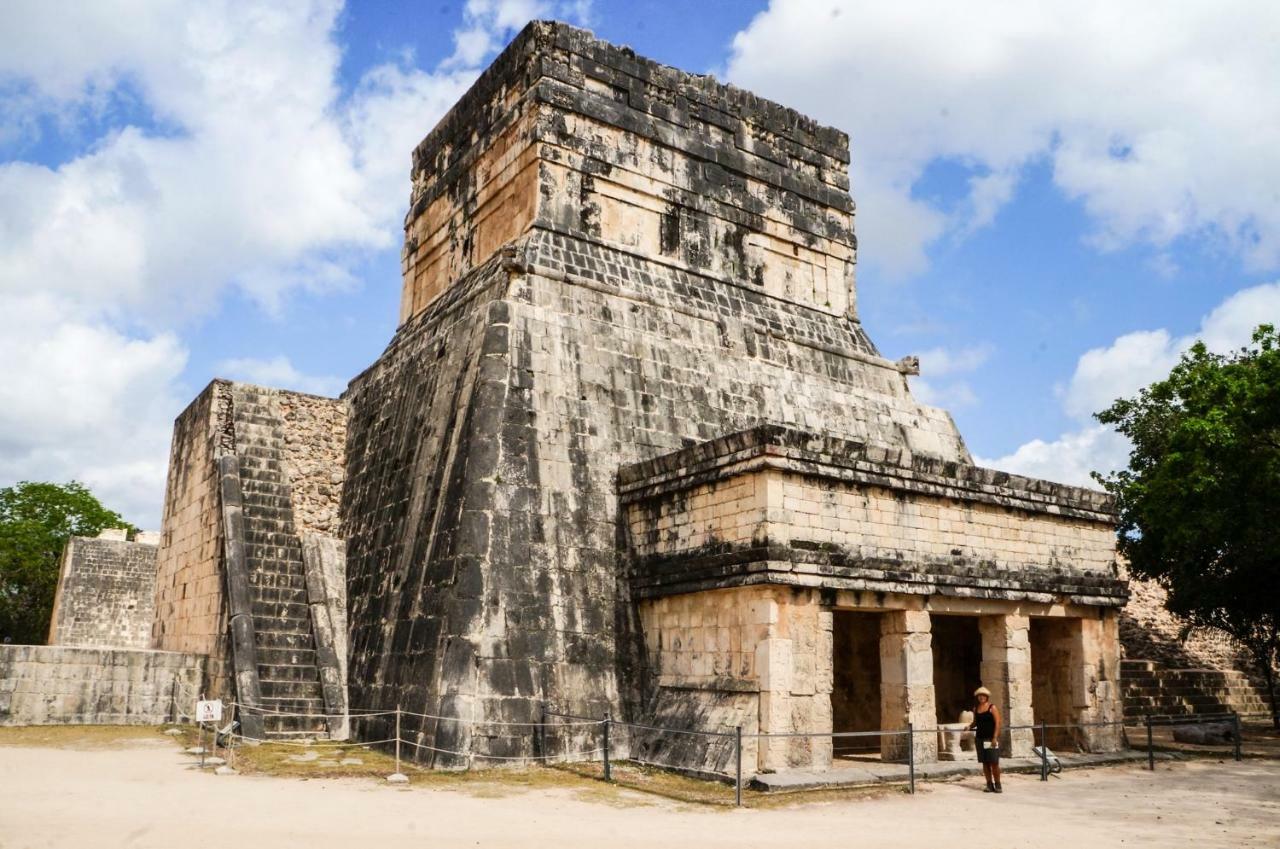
[931,614,983,726]
[831,611,883,760]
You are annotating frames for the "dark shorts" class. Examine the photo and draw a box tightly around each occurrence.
[976,738,1000,764]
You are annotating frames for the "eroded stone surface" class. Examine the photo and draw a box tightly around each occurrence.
[47,532,158,649]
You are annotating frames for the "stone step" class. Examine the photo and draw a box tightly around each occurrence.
[259,664,323,683]
[252,616,314,637]
[245,548,304,566]
[232,412,281,427]
[248,572,307,592]
[259,696,327,715]
[250,585,308,606]
[262,722,330,738]
[244,529,303,548]
[252,600,312,621]
[259,679,325,701]
[242,493,294,511]
[254,630,314,650]
[257,647,318,667]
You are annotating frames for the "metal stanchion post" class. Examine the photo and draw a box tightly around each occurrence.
[1152,711,1162,773]
[1233,711,1242,762]
[907,723,915,795]
[385,705,409,784]
[735,726,743,808]
[538,701,546,761]
[1040,722,1048,781]
[602,713,612,782]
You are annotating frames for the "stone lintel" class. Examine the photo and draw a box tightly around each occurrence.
[628,548,1128,607]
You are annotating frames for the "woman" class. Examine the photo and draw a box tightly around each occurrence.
[968,686,1002,793]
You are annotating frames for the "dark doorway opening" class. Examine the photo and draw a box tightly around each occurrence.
[931,614,983,725]
[832,611,882,760]
[1030,617,1078,749]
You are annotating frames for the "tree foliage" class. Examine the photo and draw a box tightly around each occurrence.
[1095,324,1280,726]
[0,481,135,645]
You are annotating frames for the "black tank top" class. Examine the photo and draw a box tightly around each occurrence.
[974,706,997,739]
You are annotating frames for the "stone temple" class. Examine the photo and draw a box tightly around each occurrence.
[8,21,1172,772]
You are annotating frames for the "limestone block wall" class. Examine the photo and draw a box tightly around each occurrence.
[401,21,856,325]
[622,427,1124,606]
[0,645,204,726]
[152,382,232,698]
[628,473,766,560]
[636,585,831,773]
[770,473,1116,581]
[47,534,158,649]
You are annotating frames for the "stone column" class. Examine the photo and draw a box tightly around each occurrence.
[880,610,937,763]
[1071,612,1123,752]
[980,614,1034,757]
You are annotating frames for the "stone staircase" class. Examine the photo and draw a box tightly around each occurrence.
[232,387,330,739]
[1121,658,1273,721]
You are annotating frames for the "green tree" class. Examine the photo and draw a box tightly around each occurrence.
[0,481,135,645]
[1095,324,1280,728]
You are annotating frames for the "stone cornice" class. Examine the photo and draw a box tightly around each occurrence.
[618,424,1116,523]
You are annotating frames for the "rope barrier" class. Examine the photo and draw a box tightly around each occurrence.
[398,709,602,728]
[227,733,398,749]
[397,737,605,762]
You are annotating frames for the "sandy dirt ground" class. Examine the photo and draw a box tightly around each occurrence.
[1,738,1277,849]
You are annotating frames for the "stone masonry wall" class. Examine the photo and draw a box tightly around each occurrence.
[621,428,1123,605]
[47,535,158,649]
[402,22,856,324]
[636,585,831,773]
[0,645,204,726]
[152,382,233,698]
[345,227,971,762]
[1121,577,1254,671]
[278,391,347,537]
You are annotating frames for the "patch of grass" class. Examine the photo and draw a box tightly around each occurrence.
[0,724,175,749]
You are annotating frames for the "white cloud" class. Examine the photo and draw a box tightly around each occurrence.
[446,0,593,68]
[0,1,587,524]
[216,356,346,398]
[908,343,992,409]
[976,425,1130,490]
[726,1,1280,277]
[979,282,1280,487]
[0,292,186,527]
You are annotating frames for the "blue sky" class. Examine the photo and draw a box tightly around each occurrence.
[1,0,1278,526]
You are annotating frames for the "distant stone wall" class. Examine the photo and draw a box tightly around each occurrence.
[278,391,346,536]
[0,645,204,726]
[1121,577,1254,671]
[152,382,233,698]
[47,533,158,649]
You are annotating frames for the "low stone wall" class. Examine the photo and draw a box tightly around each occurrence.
[0,645,204,726]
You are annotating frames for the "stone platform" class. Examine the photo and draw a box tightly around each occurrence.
[751,749,1172,791]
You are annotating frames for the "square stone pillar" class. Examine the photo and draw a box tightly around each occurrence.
[880,610,937,763]
[1071,612,1124,752]
[754,592,833,773]
[980,614,1035,757]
